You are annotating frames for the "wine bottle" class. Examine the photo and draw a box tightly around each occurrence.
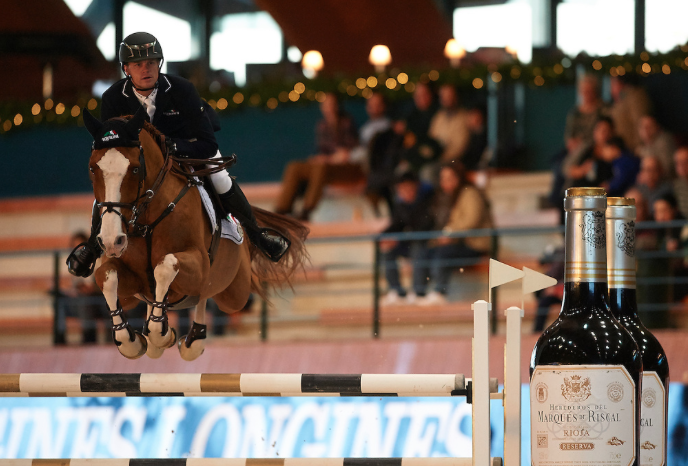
[530,187,642,466]
[607,197,669,466]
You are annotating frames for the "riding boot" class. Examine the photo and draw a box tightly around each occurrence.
[66,203,103,277]
[218,184,290,263]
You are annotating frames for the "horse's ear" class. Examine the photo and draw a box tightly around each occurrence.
[82,108,102,139]
[125,106,147,140]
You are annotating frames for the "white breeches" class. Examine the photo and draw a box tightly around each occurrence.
[208,151,233,194]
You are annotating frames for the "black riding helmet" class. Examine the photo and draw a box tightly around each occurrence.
[118,32,164,75]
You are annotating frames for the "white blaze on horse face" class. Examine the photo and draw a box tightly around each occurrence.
[97,148,130,257]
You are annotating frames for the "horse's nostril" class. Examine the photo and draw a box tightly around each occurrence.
[115,236,126,247]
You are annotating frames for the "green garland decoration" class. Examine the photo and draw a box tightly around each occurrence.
[2,45,688,135]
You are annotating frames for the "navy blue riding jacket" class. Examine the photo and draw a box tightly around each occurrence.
[101,74,219,159]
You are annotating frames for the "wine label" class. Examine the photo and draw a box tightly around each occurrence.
[640,372,666,466]
[531,365,636,466]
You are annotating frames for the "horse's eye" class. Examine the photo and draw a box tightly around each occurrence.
[132,168,139,174]
[89,167,95,174]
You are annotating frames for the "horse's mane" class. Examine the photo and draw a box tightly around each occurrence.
[114,115,166,154]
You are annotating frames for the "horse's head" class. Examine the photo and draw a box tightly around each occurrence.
[83,108,148,258]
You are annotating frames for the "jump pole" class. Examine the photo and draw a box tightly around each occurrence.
[0,458,504,465]
[0,373,505,398]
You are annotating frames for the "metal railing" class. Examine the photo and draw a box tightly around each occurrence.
[1,219,687,345]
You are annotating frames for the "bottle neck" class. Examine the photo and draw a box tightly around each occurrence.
[609,288,639,320]
[562,281,610,315]
[564,209,607,284]
[606,217,636,290]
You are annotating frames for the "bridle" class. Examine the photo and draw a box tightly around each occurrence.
[94,130,236,241]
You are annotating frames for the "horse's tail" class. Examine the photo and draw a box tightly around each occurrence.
[248,207,310,299]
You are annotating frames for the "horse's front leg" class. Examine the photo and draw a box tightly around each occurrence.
[99,266,147,359]
[146,254,179,349]
[178,299,208,361]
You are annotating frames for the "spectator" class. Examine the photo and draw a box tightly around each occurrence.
[429,84,470,164]
[609,75,652,151]
[634,156,673,216]
[419,163,493,305]
[397,82,441,180]
[63,232,107,343]
[549,74,608,209]
[564,74,609,152]
[636,115,676,176]
[350,92,392,165]
[562,117,615,190]
[274,92,359,220]
[461,106,489,171]
[672,147,688,218]
[348,92,394,216]
[366,121,403,217]
[380,171,435,305]
[599,137,641,197]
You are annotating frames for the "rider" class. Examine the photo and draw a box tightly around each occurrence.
[67,32,290,277]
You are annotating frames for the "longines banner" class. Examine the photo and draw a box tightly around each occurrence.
[0,385,685,464]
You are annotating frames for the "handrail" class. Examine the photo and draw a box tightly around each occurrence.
[1,219,688,345]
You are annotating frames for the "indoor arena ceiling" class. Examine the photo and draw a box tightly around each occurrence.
[255,0,454,72]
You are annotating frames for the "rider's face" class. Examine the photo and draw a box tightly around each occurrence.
[124,59,160,93]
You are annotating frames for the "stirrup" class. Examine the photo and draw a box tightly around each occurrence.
[254,228,291,263]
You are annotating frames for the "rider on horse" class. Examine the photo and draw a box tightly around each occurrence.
[67,32,290,278]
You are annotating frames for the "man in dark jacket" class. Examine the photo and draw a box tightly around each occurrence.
[67,32,289,277]
[380,171,435,304]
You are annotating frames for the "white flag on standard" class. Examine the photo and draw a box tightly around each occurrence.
[522,266,558,294]
[488,258,525,290]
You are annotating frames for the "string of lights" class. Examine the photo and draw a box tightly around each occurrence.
[3,45,688,134]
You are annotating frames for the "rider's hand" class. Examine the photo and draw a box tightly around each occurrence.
[164,137,178,156]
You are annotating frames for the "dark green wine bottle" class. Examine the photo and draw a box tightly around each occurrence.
[607,197,669,466]
[530,187,642,466]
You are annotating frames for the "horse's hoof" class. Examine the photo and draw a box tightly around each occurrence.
[149,327,177,349]
[117,331,147,360]
[145,335,165,359]
[178,334,205,361]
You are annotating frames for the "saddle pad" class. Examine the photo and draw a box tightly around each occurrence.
[197,184,244,245]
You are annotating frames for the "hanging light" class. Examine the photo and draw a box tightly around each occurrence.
[302,50,324,78]
[505,46,519,60]
[444,39,466,68]
[369,45,392,73]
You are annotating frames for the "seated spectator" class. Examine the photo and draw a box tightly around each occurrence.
[397,82,442,181]
[636,115,676,176]
[562,117,615,190]
[429,84,470,164]
[419,163,493,305]
[348,92,393,216]
[380,171,435,305]
[599,137,641,197]
[610,75,652,151]
[549,74,609,208]
[63,231,107,343]
[274,92,359,220]
[350,92,392,165]
[461,106,489,171]
[673,147,688,218]
[366,121,403,217]
[634,156,673,216]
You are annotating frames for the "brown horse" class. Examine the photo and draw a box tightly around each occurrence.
[82,108,308,360]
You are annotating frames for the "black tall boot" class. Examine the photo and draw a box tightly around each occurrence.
[218,184,290,262]
[66,202,102,277]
